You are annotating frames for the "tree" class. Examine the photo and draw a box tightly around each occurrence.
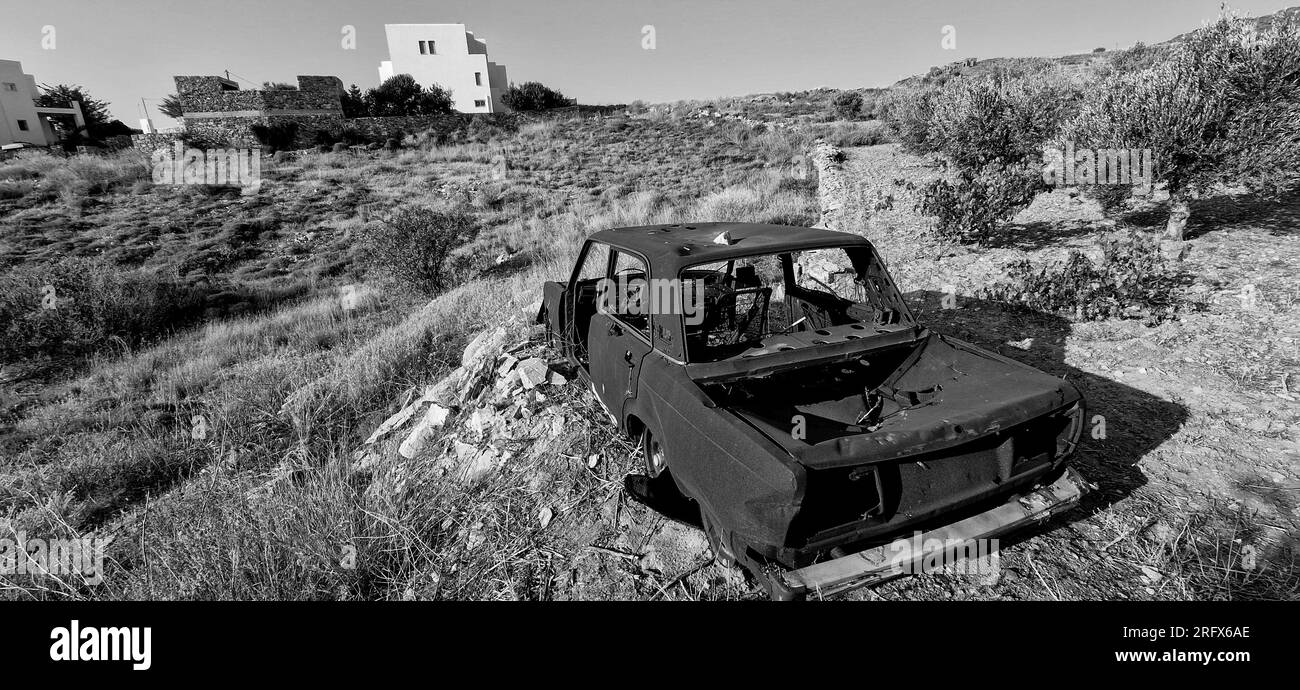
[364,74,454,116]
[340,84,367,118]
[158,94,184,119]
[922,72,1080,169]
[1068,13,1300,238]
[893,70,1080,243]
[35,84,112,139]
[501,82,573,111]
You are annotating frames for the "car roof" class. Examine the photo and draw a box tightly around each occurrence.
[586,222,874,276]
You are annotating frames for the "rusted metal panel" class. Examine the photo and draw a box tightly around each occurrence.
[777,468,1088,598]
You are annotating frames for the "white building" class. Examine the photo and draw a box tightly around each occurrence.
[0,59,85,147]
[377,24,509,113]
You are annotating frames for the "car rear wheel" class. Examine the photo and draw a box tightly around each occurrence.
[641,428,668,479]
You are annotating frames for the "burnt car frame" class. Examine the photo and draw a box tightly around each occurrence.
[538,222,1088,600]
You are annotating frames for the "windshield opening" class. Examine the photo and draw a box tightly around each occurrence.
[681,245,913,363]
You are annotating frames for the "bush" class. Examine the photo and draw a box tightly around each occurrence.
[501,82,573,111]
[915,162,1043,242]
[884,86,937,151]
[0,258,207,363]
[830,91,863,119]
[361,207,478,295]
[249,122,299,152]
[987,230,1186,323]
[365,75,454,116]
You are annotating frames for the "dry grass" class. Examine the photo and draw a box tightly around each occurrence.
[0,113,817,600]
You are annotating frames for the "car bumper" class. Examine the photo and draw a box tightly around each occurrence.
[765,466,1090,600]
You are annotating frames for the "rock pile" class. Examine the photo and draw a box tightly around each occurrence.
[351,325,574,483]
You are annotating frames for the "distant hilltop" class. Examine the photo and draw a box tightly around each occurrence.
[894,4,1300,88]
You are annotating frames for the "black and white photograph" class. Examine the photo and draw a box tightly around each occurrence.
[0,0,1295,676]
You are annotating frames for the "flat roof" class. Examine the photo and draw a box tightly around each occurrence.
[587,222,874,277]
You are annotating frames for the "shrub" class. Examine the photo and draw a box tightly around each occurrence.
[1065,13,1300,238]
[361,207,478,295]
[501,82,573,111]
[830,91,863,119]
[915,162,1043,242]
[987,230,1186,323]
[0,258,207,362]
[249,123,299,152]
[365,75,454,116]
[1105,41,1166,74]
[179,130,230,150]
[884,86,937,151]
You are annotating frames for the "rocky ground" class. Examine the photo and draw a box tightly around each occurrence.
[329,139,1298,601]
[811,143,1299,601]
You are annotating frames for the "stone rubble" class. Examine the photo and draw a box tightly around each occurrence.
[348,323,577,485]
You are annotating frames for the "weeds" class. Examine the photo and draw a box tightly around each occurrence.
[987,230,1189,322]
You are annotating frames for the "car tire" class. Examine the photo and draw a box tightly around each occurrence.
[641,427,668,479]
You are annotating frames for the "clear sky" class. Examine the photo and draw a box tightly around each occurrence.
[3,0,1296,127]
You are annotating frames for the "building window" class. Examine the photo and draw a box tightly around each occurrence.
[17,120,29,131]
[474,100,486,108]
[418,40,427,54]
[427,40,436,53]
[475,72,482,86]
[2,82,16,92]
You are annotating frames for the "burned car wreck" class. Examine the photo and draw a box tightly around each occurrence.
[539,222,1089,600]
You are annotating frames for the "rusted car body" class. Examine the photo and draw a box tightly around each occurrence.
[538,222,1088,599]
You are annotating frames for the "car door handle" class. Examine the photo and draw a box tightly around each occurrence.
[608,322,623,337]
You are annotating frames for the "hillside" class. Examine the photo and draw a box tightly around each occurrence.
[893,5,1300,89]
[2,7,1298,602]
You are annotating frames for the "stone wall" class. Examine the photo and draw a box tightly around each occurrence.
[134,72,530,152]
[131,131,184,154]
[175,75,344,115]
[344,114,469,141]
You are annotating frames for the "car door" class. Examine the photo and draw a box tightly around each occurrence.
[567,240,612,368]
[587,250,654,423]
